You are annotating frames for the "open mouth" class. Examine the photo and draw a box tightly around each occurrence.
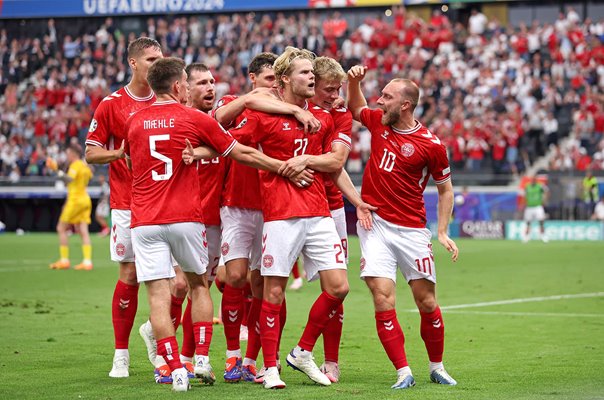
[308,83,315,88]
[203,95,215,102]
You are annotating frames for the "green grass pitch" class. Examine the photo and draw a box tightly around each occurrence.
[1,233,603,399]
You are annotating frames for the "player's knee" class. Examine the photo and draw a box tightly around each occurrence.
[172,277,188,298]
[119,263,138,285]
[415,297,437,313]
[265,284,285,304]
[326,281,349,300]
[226,267,247,287]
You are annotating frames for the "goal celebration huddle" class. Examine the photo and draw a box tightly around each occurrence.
[83,37,459,392]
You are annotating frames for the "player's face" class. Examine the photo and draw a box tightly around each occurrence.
[313,79,342,110]
[252,66,277,89]
[187,69,215,113]
[175,70,189,105]
[287,59,315,99]
[377,82,403,127]
[132,46,163,81]
[66,148,76,163]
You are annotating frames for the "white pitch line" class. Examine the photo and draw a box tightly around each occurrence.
[439,292,604,310]
[440,310,604,318]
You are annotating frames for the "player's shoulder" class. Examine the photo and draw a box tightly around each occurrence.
[330,106,350,114]
[216,94,238,108]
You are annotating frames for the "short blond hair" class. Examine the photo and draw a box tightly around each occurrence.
[273,46,316,88]
[313,56,345,83]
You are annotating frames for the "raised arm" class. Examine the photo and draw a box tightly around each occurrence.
[346,65,368,122]
[436,180,459,262]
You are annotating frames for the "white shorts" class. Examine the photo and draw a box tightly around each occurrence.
[261,216,346,282]
[96,200,109,218]
[331,207,348,264]
[220,207,263,271]
[206,225,221,282]
[110,209,135,263]
[132,222,208,283]
[524,206,545,222]
[358,213,436,284]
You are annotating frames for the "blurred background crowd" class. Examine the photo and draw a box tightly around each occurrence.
[1,5,603,182]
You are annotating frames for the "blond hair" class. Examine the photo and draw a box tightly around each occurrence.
[273,46,316,88]
[313,56,346,83]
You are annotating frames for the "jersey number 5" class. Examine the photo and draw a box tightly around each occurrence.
[150,134,173,181]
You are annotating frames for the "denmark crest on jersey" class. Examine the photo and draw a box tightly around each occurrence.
[263,255,274,268]
[401,143,415,157]
[235,118,247,129]
[89,119,98,132]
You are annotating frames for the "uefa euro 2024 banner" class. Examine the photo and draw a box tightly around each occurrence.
[0,0,408,18]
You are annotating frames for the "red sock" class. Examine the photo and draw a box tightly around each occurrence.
[259,300,281,368]
[277,297,287,353]
[292,260,301,279]
[181,299,194,358]
[244,297,263,361]
[323,303,344,363]
[221,284,244,351]
[298,291,343,352]
[242,282,252,327]
[157,336,183,372]
[170,295,185,331]
[420,306,444,363]
[193,321,213,356]
[375,309,408,369]
[112,280,139,349]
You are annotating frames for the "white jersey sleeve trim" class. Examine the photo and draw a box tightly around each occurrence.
[221,140,238,157]
[85,139,105,148]
[434,176,451,185]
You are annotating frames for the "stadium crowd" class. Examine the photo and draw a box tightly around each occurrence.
[1,6,603,180]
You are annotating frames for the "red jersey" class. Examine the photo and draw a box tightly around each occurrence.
[197,147,227,227]
[230,102,334,222]
[125,100,237,228]
[359,108,451,228]
[213,95,262,210]
[322,106,353,210]
[85,86,155,210]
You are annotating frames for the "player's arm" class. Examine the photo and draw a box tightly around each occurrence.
[85,140,126,164]
[278,143,350,177]
[245,93,321,133]
[346,65,368,122]
[182,141,219,163]
[436,179,459,262]
[45,157,74,183]
[56,169,74,183]
[330,168,377,230]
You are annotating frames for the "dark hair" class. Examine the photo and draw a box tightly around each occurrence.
[185,63,210,80]
[127,37,161,59]
[68,143,83,157]
[248,52,277,75]
[147,57,186,95]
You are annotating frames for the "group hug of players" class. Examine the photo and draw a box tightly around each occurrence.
[84,37,459,392]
